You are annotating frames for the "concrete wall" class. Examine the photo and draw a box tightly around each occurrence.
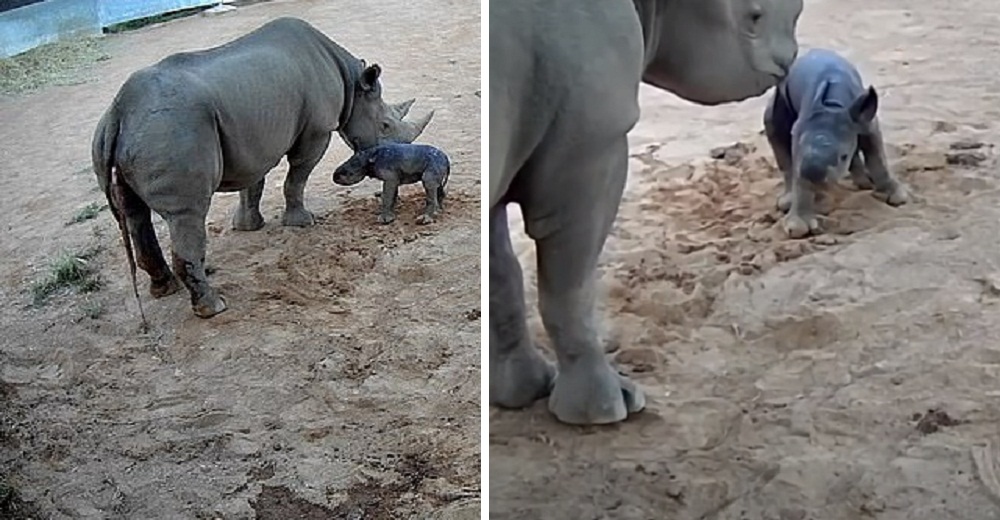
[0,0,217,58]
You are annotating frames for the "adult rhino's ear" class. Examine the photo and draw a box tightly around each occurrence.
[850,86,878,126]
[360,63,382,92]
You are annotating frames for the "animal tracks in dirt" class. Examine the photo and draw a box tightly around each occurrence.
[609,134,997,345]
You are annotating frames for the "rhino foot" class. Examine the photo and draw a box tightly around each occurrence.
[193,291,227,319]
[783,213,821,239]
[416,213,435,225]
[490,345,556,409]
[150,274,182,299]
[874,182,910,207]
[377,212,396,225]
[776,191,793,212]
[232,209,265,231]
[281,207,315,227]
[547,356,645,425]
[850,172,875,190]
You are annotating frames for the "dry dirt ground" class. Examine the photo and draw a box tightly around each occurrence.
[491,1,1000,519]
[0,0,480,518]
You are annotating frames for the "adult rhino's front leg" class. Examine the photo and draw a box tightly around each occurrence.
[522,136,645,425]
[490,205,556,408]
[282,132,332,227]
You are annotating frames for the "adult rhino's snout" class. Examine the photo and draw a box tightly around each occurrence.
[774,45,798,77]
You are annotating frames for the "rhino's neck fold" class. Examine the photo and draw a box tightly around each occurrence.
[337,58,361,131]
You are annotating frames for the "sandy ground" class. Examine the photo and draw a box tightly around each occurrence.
[491,1,1000,518]
[0,0,480,518]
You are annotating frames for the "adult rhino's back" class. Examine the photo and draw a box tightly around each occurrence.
[114,17,355,186]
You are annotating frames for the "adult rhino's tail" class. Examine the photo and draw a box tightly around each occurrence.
[92,111,148,330]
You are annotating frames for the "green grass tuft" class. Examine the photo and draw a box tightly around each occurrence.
[29,248,103,306]
[67,202,107,225]
[81,299,104,320]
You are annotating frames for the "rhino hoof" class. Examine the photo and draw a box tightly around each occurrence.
[232,210,265,231]
[193,294,227,319]
[281,208,315,227]
[150,275,182,299]
[377,213,396,225]
[415,214,435,225]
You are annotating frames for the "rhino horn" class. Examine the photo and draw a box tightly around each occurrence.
[390,98,416,119]
[401,109,434,142]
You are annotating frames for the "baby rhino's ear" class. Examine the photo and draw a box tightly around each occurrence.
[850,86,878,126]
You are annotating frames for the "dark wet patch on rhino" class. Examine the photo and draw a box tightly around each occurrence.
[251,485,337,520]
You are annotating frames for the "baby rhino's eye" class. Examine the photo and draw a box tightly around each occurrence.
[839,154,849,162]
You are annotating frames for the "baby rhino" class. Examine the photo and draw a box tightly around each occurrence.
[333,143,450,225]
[764,48,910,238]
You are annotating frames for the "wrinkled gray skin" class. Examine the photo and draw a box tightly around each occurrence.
[765,48,909,238]
[490,0,803,426]
[92,17,433,318]
[332,143,450,225]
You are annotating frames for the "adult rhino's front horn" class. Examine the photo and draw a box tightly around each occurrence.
[389,98,435,142]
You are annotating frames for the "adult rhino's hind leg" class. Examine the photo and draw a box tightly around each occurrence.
[282,132,331,227]
[524,136,645,425]
[489,205,556,408]
[232,179,266,231]
[114,179,181,298]
[164,210,226,318]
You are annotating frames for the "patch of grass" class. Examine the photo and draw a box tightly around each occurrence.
[67,202,107,225]
[0,37,109,95]
[81,299,104,320]
[29,248,103,307]
[104,7,208,34]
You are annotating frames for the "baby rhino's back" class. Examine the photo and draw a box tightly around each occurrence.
[375,143,449,182]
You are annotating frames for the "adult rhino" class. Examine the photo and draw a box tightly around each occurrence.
[490,0,804,425]
[92,17,433,320]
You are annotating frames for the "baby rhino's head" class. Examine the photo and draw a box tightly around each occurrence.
[794,84,879,184]
[333,148,378,186]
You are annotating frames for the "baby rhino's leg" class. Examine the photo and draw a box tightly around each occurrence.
[417,164,446,225]
[378,173,400,225]
[861,120,909,206]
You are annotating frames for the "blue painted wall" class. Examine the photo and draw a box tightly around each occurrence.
[0,0,218,58]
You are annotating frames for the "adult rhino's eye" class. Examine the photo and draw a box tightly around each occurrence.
[751,12,763,24]
[840,154,849,162]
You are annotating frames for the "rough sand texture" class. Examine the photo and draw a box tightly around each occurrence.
[491,1,1000,519]
[0,0,481,518]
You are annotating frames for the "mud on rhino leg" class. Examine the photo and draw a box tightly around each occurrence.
[281,132,331,227]
[113,180,180,298]
[164,211,226,318]
[489,205,556,408]
[232,179,266,231]
[522,136,645,425]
